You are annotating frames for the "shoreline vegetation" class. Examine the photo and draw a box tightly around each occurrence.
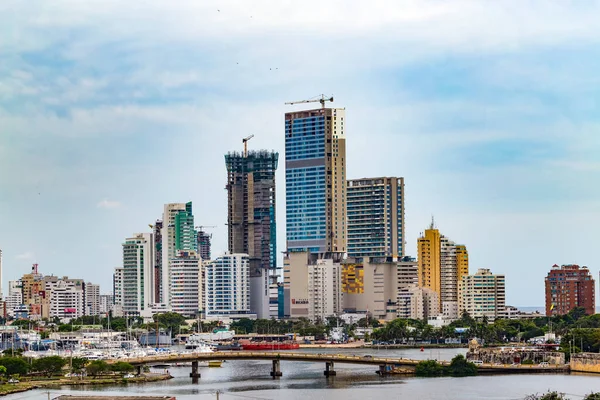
[0,373,172,397]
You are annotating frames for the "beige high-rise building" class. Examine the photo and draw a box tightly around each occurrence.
[284,252,343,321]
[341,256,419,320]
[459,268,505,321]
[397,285,440,320]
[417,221,468,317]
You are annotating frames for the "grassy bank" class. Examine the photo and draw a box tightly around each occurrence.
[0,373,172,397]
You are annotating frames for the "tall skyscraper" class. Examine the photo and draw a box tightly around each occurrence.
[205,253,251,319]
[197,230,212,260]
[459,268,505,321]
[545,264,595,316]
[347,177,405,258]
[417,221,468,317]
[285,107,347,253]
[152,220,163,304]
[161,202,196,304]
[122,233,155,316]
[225,150,278,318]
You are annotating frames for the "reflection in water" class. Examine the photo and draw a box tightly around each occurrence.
[7,348,600,400]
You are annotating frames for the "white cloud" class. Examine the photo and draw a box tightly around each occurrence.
[15,252,35,260]
[97,199,121,209]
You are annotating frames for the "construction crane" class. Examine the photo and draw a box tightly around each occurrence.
[285,94,334,109]
[242,134,254,157]
[195,225,217,231]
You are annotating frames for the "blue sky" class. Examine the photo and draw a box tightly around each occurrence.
[1,0,600,306]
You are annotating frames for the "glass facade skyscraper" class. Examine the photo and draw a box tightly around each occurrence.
[285,107,347,253]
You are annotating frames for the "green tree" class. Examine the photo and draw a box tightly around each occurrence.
[415,360,445,377]
[230,318,255,334]
[584,393,600,400]
[0,357,30,376]
[109,361,134,373]
[32,356,67,377]
[86,360,108,377]
[154,312,186,337]
[525,391,567,400]
[447,355,477,377]
[71,357,88,374]
[0,365,7,377]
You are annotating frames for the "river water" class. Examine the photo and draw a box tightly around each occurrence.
[7,348,600,400]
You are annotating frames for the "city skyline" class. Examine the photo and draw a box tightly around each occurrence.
[2,1,600,307]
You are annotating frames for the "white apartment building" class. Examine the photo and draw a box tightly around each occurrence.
[85,283,100,316]
[161,203,193,305]
[122,233,155,316]
[308,258,342,322]
[6,280,23,317]
[205,253,251,319]
[113,267,124,307]
[459,268,506,322]
[46,278,85,320]
[169,250,200,317]
[98,294,112,314]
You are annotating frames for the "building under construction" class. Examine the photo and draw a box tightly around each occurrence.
[197,230,212,260]
[225,150,278,319]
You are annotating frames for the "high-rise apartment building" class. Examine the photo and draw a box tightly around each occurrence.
[21,264,49,320]
[113,267,124,307]
[6,280,22,317]
[122,233,155,316]
[205,253,251,319]
[459,268,506,321]
[161,202,196,304]
[285,107,347,253]
[545,264,595,316]
[225,150,278,319]
[397,285,440,320]
[85,283,100,316]
[169,250,200,317]
[45,277,85,320]
[98,294,112,314]
[417,222,468,317]
[347,177,405,258]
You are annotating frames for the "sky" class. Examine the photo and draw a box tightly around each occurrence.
[1,0,600,307]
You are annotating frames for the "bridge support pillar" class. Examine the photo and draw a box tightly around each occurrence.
[378,364,390,376]
[136,365,142,376]
[270,359,282,378]
[324,361,336,377]
[190,360,201,379]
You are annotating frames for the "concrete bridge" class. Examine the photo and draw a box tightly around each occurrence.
[115,351,570,379]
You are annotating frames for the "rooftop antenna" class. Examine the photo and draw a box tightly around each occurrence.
[430,215,435,230]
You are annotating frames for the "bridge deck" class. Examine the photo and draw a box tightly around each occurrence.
[116,352,569,373]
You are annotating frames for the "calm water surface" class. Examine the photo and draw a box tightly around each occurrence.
[8,348,600,400]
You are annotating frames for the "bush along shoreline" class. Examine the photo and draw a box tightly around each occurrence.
[415,355,478,377]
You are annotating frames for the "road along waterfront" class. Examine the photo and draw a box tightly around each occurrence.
[6,348,600,400]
